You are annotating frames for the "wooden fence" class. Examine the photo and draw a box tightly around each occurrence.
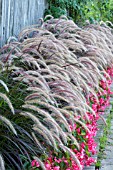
[0,0,48,47]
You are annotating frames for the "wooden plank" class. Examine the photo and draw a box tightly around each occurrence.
[0,0,2,44]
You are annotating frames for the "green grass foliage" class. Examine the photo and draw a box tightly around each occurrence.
[46,0,113,23]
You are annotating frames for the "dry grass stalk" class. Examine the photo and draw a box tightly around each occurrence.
[0,80,9,92]
[0,115,17,135]
[33,156,46,170]
[0,93,15,114]
[59,144,82,170]
[0,154,5,170]
[20,111,57,149]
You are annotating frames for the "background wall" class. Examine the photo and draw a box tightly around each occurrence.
[0,0,47,47]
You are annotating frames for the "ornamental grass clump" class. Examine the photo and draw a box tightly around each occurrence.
[0,60,49,169]
[0,16,113,169]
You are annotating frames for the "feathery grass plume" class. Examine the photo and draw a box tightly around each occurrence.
[81,69,99,89]
[18,26,53,41]
[62,106,89,122]
[56,83,87,105]
[48,79,85,105]
[66,66,90,91]
[64,102,94,120]
[7,36,18,43]
[57,70,70,82]
[3,66,23,73]
[0,43,17,54]
[99,115,107,126]
[78,57,103,78]
[82,102,96,116]
[22,103,66,135]
[21,37,55,55]
[0,93,15,114]
[59,144,82,170]
[43,117,61,135]
[33,156,46,170]
[24,100,70,133]
[86,55,107,70]
[14,75,50,92]
[0,43,21,57]
[58,32,81,42]
[26,87,56,105]
[20,36,73,63]
[76,30,97,45]
[46,16,113,69]
[50,94,70,105]
[31,132,44,151]
[0,115,17,135]
[57,69,82,90]
[25,70,50,90]
[44,117,68,144]
[79,77,98,102]
[42,73,67,82]
[20,111,57,150]
[36,59,52,73]
[44,14,54,21]
[74,118,90,133]
[66,65,99,101]
[105,20,113,28]
[60,39,87,54]
[67,133,80,150]
[45,59,64,66]
[26,90,50,101]
[0,154,5,170]
[50,80,87,110]
[44,17,80,34]
[22,47,44,60]
[58,108,74,119]
[22,58,51,74]
[21,57,41,70]
[32,126,52,146]
[0,80,9,92]
[0,61,4,69]
[36,68,53,76]
[0,46,20,64]
[52,133,64,145]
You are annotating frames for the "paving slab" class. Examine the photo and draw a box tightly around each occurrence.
[84,83,113,170]
[100,165,113,170]
[99,110,113,170]
[84,102,113,170]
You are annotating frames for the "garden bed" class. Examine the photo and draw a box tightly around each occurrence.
[0,16,113,170]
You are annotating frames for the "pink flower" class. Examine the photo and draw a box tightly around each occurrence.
[76,128,81,133]
[92,104,97,112]
[45,163,51,168]
[31,160,40,167]
[31,160,36,167]
[53,166,60,170]
[69,124,76,131]
[99,98,105,105]
[86,157,96,166]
